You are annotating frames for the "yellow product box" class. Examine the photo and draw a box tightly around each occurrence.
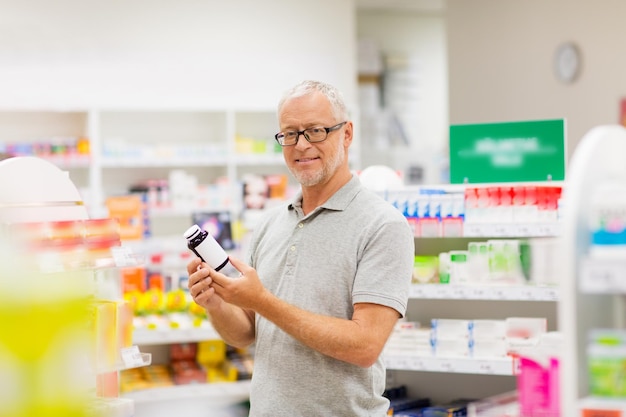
[90,300,118,370]
[197,340,226,368]
[207,360,238,383]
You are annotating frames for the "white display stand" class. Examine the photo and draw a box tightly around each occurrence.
[559,125,626,416]
[0,156,146,417]
[0,156,89,223]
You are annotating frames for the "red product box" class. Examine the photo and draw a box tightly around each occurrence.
[170,343,198,361]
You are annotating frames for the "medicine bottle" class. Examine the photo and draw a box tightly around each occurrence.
[183,224,239,277]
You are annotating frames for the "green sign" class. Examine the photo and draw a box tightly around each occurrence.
[449,119,566,184]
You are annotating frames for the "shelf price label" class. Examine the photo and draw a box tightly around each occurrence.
[492,224,510,236]
[492,287,510,300]
[542,288,559,301]
[535,224,552,236]
[476,360,495,374]
[409,358,427,371]
[463,224,484,237]
[451,287,467,299]
[395,357,410,370]
[516,224,531,236]
[580,259,626,293]
[438,360,454,373]
[410,286,427,298]
[434,286,452,299]
[519,288,536,301]
[120,345,145,368]
[111,246,137,267]
[470,286,493,299]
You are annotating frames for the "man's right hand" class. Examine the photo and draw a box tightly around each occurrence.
[187,257,223,311]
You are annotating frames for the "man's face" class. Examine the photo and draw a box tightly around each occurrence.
[277,92,350,187]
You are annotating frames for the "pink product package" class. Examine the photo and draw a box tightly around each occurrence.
[517,355,560,417]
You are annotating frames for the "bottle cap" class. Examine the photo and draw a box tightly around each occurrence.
[183,224,201,240]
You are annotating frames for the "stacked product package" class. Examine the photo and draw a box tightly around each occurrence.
[385,317,547,360]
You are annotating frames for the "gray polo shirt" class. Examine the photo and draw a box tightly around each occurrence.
[245,175,415,417]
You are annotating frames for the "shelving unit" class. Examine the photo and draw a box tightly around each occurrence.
[386,221,561,405]
[408,283,558,302]
[0,107,332,397]
[559,124,626,416]
[0,108,292,219]
[127,325,252,417]
[386,354,517,376]
[124,380,251,417]
[133,327,221,346]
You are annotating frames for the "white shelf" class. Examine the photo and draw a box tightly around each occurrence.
[463,222,561,237]
[0,109,286,215]
[384,354,516,375]
[234,153,284,165]
[409,284,559,301]
[44,154,92,169]
[148,206,232,218]
[100,156,226,168]
[33,245,142,274]
[133,326,220,345]
[123,380,251,404]
[580,257,626,294]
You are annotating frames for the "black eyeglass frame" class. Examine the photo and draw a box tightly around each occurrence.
[274,121,347,146]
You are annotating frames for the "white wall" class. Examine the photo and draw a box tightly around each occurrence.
[0,0,357,111]
[357,10,448,184]
[447,0,626,158]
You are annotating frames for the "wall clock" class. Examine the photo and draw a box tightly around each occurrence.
[554,42,582,84]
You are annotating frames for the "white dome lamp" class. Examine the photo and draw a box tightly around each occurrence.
[358,165,404,193]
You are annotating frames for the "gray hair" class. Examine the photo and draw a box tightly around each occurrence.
[277,80,348,122]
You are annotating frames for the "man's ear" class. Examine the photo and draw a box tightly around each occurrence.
[344,121,354,146]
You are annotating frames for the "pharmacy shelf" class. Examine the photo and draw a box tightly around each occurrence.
[44,154,92,169]
[133,326,220,346]
[32,245,142,273]
[234,153,284,165]
[0,109,291,217]
[123,380,251,405]
[462,222,561,238]
[100,156,226,168]
[408,284,559,301]
[384,355,516,376]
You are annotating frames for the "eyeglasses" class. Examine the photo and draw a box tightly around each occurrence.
[274,121,347,146]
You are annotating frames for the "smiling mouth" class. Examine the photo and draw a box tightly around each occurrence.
[296,157,319,163]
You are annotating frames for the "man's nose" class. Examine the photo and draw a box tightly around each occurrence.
[294,132,311,148]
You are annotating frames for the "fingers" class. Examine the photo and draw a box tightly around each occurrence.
[187,262,214,299]
[208,271,226,289]
[228,256,247,272]
[190,275,213,298]
[186,257,202,276]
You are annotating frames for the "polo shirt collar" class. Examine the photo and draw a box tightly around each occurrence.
[288,174,361,212]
